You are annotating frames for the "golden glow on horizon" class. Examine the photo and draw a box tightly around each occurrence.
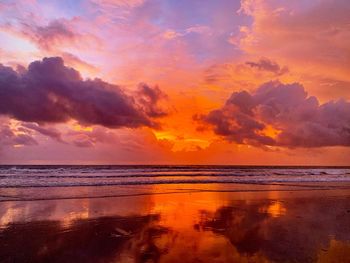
[73,124,93,132]
[153,131,211,152]
[259,125,281,139]
[153,131,177,141]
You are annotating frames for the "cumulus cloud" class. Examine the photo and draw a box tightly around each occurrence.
[0,57,168,128]
[198,81,350,147]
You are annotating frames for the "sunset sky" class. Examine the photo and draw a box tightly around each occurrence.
[0,0,349,165]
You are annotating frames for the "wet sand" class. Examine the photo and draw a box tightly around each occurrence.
[0,183,350,262]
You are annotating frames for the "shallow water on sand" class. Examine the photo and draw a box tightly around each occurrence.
[0,181,350,262]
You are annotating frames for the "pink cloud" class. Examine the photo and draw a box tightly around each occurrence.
[90,0,145,9]
[198,81,350,147]
[236,0,350,82]
[21,19,77,51]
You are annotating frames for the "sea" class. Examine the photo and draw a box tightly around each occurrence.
[0,165,349,188]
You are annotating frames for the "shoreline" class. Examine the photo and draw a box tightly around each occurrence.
[0,183,349,203]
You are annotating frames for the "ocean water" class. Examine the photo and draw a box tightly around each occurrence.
[0,165,349,188]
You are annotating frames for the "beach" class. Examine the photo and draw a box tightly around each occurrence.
[1,0,350,261]
[0,172,350,262]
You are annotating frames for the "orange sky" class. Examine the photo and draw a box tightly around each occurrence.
[0,0,349,164]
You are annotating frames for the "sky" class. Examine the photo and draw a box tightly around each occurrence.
[0,0,349,165]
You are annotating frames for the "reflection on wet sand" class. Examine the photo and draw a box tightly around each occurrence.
[0,214,169,263]
[0,184,350,262]
[197,199,350,262]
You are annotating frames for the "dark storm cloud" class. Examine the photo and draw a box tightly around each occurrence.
[198,81,350,147]
[0,57,167,128]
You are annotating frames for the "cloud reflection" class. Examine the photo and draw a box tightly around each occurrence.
[0,195,349,262]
